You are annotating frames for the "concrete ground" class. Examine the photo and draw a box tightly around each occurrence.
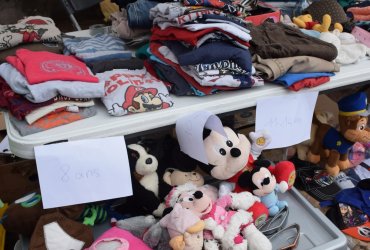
[0,0,105,32]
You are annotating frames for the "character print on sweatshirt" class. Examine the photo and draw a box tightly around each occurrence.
[108,86,173,115]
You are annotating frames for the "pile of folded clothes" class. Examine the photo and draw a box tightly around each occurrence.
[147,2,263,96]
[0,49,105,136]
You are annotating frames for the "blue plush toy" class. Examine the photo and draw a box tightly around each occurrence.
[244,164,288,216]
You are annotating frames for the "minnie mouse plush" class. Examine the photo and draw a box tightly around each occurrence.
[165,183,271,250]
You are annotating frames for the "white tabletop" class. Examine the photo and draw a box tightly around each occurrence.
[4,32,370,158]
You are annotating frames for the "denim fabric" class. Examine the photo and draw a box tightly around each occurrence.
[127,0,158,28]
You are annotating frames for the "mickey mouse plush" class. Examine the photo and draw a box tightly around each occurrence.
[176,122,296,224]
[238,163,289,216]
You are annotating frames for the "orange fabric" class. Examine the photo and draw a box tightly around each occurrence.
[31,111,84,129]
[342,221,370,242]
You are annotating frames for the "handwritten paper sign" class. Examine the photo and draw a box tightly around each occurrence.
[176,110,226,164]
[256,92,318,149]
[35,136,132,209]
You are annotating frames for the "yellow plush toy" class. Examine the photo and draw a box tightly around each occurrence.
[313,14,343,33]
[293,14,343,32]
[293,14,317,29]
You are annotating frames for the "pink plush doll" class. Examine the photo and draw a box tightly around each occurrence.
[160,203,205,250]
[165,183,272,250]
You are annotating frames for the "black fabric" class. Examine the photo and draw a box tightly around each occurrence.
[290,157,341,201]
[150,60,194,96]
[87,58,144,74]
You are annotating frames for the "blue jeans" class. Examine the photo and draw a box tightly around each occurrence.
[127,0,158,28]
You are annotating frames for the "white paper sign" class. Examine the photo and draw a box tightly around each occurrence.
[176,110,226,164]
[256,92,318,149]
[35,136,132,209]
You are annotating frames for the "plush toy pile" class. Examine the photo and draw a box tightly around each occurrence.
[108,111,296,250]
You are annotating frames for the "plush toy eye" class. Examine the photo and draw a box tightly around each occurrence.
[226,140,233,147]
[219,148,226,155]
[358,124,366,130]
[182,197,194,202]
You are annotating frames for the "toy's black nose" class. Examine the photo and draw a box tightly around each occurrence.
[146,158,152,164]
[262,177,270,186]
[193,191,203,199]
[230,148,241,157]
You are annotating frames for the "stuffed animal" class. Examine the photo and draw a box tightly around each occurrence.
[128,144,159,197]
[153,135,206,202]
[295,111,335,160]
[293,14,319,29]
[293,14,343,32]
[115,135,209,218]
[194,126,296,224]
[307,92,370,176]
[115,143,163,217]
[116,215,172,250]
[237,164,290,216]
[165,183,271,250]
[160,203,205,250]
[163,168,204,189]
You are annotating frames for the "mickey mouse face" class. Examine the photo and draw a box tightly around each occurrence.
[203,127,251,180]
[251,167,276,197]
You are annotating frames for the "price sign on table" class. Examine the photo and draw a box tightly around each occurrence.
[35,136,132,209]
[256,91,318,149]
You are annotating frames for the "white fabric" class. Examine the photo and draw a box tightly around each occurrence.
[182,23,251,42]
[334,172,355,190]
[355,162,370,180]
[319,31,368,65]
[25,100,95,124]
[95,240,125,250]
[182,66,243,87]
[43,222,85,250]
[97,69,173,116]
[336,43,367,64]
[0,63,105,103]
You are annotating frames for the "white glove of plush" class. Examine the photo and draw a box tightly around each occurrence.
[249,130,271,159]
[277,181,289,193]
[230,192,260,210]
